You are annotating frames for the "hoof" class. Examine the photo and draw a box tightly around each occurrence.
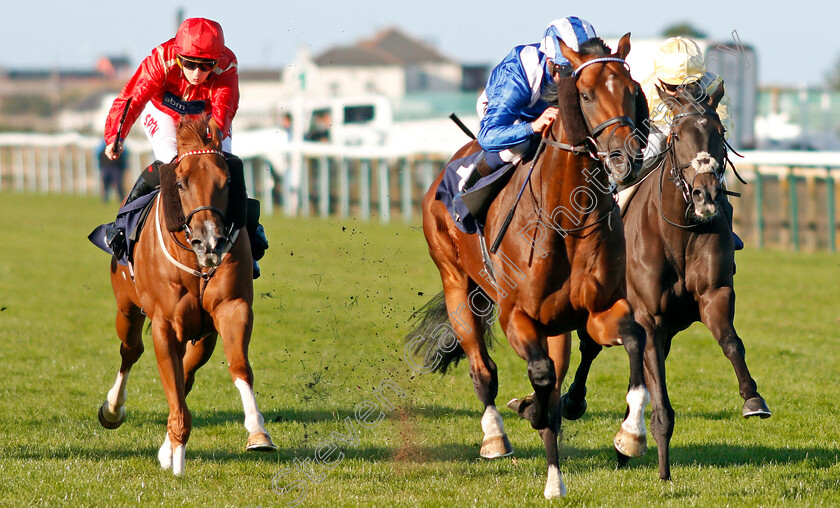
[480,434,513,459]
[614,427,647,458]
[246,432,278,452]
[743,397,771,419]
[560,393,587,421]
[98,401,125,429]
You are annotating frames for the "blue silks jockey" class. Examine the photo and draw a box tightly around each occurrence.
[461,16,597,191]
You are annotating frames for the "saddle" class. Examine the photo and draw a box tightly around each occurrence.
[88,191,159,266]
[436,141,538,234]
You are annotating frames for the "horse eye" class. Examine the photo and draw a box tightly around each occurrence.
[176,180,184,191]
[580,92,591,103]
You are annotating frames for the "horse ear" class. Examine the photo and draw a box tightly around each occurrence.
[158,162,186,232]
[615,33,631,60]
[555,75,588,145]
[207,117,223,148]
[559,38,582,69]
[708,81,725,110]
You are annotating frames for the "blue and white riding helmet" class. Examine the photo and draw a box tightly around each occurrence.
[539,16,597,66]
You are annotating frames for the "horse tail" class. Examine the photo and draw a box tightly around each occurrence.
[404,290,496,374]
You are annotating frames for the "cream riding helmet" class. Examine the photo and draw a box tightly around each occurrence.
[654,37,705,86]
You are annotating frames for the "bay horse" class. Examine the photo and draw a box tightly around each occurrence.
[408,34,650,499]
[97,115,276,475]
[561,82,771,481]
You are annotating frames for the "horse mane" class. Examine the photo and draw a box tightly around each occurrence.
[541,77,589,145]
[177,115,220,152]
[579,37,611,57]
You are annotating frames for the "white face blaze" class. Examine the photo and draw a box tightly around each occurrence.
[690,151,720,175]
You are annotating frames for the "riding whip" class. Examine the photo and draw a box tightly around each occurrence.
[449,113,476,140]
[113,97,132,155]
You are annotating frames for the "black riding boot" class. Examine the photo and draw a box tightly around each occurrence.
[246,198,269,279]
[461,150,511,192]
[105,161,163,258]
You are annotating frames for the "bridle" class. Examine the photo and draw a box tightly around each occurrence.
[155,148,240,306]
[171,149,236,254]
[544,57,638,163]
[657,108,742,229]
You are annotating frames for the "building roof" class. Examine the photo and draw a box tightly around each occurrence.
[314,27,454,67]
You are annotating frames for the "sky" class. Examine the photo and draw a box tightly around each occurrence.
[1,0,837,88]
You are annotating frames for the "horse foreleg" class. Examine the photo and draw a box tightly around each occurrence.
[586,301,650,459]
[183,333,218,397]
[560,330,603,420]
[639,318,674,480]
[699,288,770,418]
[152,322,190,475]
[214,301,277,452]
[99,304,145,429]
[505,310,566,499]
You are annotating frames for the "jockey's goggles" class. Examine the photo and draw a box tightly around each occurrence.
[178,55,218,72]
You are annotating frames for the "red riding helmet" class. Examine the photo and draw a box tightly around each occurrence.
[173,18,225,60]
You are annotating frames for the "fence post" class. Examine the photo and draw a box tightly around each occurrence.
[14,147,24,192]
[378,159,390,223]
[319,156,330,218]
[754,168,764,249]
[261,158,274,217]
[401,158,412,223]
[360,159,370,221]
[339,158,349,218]
[828,168,836,253]
[300,156,310,218]
[789,169,799,251]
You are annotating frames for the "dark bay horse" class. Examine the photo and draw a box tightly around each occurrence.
[408,34,650,499]
[561,83,771,481]
[97,115,276,475]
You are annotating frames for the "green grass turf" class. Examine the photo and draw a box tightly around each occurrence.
[0,192,838,506]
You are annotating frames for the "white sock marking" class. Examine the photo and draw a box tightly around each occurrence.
[621,385,650,436]
[234,378,267,435]
[544,464,567,499]
[106,371,128,414]
[158,433,172,470]
[172,444,185,476]
[481,405,505,438]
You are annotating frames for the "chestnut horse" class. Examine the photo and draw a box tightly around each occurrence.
[561,83,771,481]
[408,35,650,499]
[97,116,276,475]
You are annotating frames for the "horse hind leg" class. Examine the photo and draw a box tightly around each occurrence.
[99,304,145,429]
[450,282,511,459]
[559,330,603,420]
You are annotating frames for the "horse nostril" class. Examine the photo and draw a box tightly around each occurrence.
[691,188,705,202]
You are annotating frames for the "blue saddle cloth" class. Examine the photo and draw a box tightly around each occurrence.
[88,191,159,266]
[435,151,517,234]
